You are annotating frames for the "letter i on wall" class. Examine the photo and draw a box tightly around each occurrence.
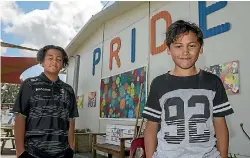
[131,28,136,63]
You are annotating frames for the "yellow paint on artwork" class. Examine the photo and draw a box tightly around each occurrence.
[109,109,113,115]
[120,98,125,110]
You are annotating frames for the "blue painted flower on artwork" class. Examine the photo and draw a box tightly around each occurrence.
[128,97,133,107]
[125,94,130,102]
[128,108,134,118]
[141,91,145,102]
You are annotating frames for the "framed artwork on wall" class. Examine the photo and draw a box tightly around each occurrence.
[100,66,147,119]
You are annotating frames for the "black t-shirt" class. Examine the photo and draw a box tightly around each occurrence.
[13,73,79,158]
[142,70,234,157]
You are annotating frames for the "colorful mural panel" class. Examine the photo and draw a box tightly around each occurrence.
[100,66,147,118]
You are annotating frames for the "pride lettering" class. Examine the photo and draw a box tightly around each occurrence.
[92,1,231,76]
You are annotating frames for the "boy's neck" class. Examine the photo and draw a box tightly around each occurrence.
[171,66,200,77]
[44,71,59,82]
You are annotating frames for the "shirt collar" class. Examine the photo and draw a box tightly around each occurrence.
[39,72,61,84]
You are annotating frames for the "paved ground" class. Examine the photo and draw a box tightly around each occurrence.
[0,140,107,158]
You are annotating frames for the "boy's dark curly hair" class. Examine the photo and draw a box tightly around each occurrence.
[37,45,69,68]
[166,20,203,48]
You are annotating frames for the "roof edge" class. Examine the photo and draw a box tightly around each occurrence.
[65,1,145,56]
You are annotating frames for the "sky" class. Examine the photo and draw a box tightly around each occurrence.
[1,1,113,82]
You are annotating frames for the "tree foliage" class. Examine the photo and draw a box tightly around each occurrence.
[1,83,21,104]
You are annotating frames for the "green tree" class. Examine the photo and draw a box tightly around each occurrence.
[1,83,21,104]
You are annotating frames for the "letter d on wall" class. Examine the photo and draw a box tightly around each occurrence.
[92,48,101,76]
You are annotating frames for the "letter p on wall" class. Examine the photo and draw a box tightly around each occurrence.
[92,48,101,76]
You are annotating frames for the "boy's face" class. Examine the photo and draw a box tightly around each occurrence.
[167,31,203,70]
[42,49,63,75]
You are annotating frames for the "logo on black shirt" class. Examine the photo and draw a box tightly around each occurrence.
[36,88,51,91]
[60,89,65,94]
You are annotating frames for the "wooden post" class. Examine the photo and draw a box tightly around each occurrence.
[92,134,97,158]
[120,138,125,158]
[133,83,143,139]
[137,117,144,138]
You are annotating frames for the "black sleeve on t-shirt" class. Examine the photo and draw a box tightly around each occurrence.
[13,79,33,117]
[213,76,234,117]
[142,78,162,122]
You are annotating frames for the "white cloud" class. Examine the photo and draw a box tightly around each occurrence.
[1,0,103,80]
[1,0,103,57]
[19,43,39,57]
[0,1,23,24]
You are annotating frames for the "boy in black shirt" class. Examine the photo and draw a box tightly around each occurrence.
[13,45,79,158]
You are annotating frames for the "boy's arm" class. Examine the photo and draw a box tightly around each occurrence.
[14,115,26,157]
[12,80,32,157]
[144,121,159,158]
[68,119,76,150]
[142,78,162,158]
[214,117,229,158]
[213,76,234,158]
[68,87,79,150]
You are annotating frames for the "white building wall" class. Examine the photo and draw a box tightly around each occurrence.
[67,1,250,156]
[189,1,250,156]
[73,25,104,132]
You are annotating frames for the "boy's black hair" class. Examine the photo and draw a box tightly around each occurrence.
[166,20,203,48]
[37,45,69,68]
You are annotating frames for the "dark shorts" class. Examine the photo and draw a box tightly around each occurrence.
[18,148,74,158]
